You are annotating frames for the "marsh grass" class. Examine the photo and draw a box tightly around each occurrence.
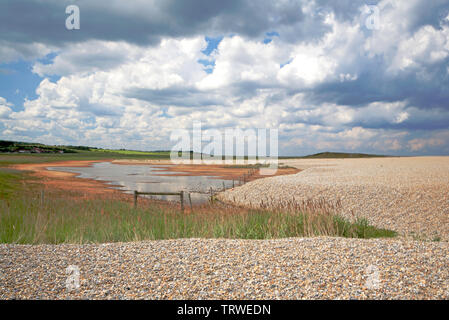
[0,188,396,244]
[0,168,27,198]
[0,152,170,167]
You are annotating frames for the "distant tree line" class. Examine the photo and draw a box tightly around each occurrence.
[0,140,79,153]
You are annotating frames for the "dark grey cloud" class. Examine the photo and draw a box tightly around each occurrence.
[33,44,131,76]
[357,110,449,131]
[316,0,449,31]
[125,86,225,107]
[315,0,380,21]
[305,56,449,112]
[0,0,329,51]
[126,81,286,108]
[401,0,449,33]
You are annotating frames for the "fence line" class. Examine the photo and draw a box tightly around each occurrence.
[132,168,257,210]
[134,190,185,211]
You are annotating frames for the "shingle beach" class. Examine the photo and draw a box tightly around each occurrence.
[0,238,447,300]
[1,157,448,300]
[219,157,449,241]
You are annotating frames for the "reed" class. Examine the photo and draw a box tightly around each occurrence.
[0,189,396,244]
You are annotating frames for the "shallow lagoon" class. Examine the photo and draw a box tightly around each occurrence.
[47,162,234,203]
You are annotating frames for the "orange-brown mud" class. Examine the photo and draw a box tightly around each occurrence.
[136,164,300,182]
[10,160,125,200]
[11,160,300,200]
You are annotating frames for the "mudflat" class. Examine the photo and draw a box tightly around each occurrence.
[112,159,299,181]
[11,160,299,199]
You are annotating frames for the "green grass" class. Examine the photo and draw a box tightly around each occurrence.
[0,168,26,198]
[93,149,171,156]
[0,190,396,244]
[0,151,170,167]
[0,139,173,167]
[0,153,396,244]
[0,139,172,155]
[1,139,389,162]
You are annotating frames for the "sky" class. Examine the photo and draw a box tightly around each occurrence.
[0,0,448,156]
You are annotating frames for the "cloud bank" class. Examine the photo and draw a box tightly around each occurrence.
[1,0,448,155]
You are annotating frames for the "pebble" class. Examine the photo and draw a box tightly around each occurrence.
[218,157,449,241]
[0,238,447,299]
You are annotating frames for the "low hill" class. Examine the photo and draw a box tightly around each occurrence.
[299,152,387,159]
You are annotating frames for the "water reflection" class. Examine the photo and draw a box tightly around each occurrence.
[47,162,233,203]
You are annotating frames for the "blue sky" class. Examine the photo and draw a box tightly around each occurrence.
[198,36,223,73]
[0,53,59,109]
[0,60,40,109]
[202,36,223,56]
[0,0,449,156]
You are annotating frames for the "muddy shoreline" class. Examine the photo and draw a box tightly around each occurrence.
[11,160,300,198]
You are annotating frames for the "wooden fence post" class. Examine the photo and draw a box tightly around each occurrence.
[180,191,184,213]
[134,190,138,208]
[188,192,193,212]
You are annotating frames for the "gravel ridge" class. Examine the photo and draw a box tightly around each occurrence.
[218,157,449,241]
